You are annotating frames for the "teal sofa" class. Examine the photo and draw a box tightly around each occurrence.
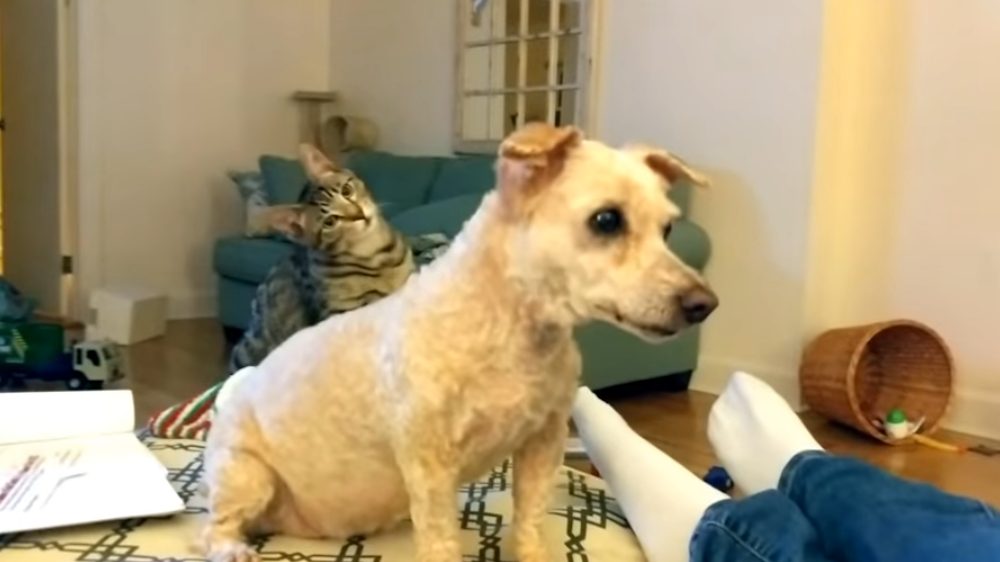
[213,150,712,390]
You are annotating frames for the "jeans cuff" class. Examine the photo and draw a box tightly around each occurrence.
[689,498,736,559]
[777,450,828,495]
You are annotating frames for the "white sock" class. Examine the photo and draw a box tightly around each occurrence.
[573,387,726,562]
[707,372,823,495]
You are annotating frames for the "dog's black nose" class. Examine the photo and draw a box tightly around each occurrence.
[679,287,718,324]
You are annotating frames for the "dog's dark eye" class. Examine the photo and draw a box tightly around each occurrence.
[663,223,673,241]
[589,208,625,236]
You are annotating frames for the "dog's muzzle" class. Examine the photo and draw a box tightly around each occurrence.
[677,286,718,325]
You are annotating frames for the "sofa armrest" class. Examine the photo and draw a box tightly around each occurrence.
[669,219,712,271]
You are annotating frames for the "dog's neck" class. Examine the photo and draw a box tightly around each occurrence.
[414,194,577,353]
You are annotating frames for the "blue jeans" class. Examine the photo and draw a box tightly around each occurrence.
[690,452,1000,562]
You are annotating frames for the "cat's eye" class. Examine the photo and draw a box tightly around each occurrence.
[323,216,336,227]
[340,183,354,197]
[588,207,625,236]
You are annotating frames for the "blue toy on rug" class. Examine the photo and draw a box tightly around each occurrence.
[704,465,734,493]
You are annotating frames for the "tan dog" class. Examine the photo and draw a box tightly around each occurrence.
[201,124,717,562]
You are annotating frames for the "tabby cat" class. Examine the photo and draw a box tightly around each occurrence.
[227,144,414,374]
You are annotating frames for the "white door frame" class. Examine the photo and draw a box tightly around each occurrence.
[0,0,78,318]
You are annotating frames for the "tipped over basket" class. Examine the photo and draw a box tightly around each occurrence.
[800,320,953,444]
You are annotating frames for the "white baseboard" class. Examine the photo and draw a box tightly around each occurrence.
[691,355,802,409]
[168,292,217,319]
[943,389,1000,441]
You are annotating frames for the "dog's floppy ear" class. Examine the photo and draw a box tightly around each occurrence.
[499,123,582,182]
[497,123,582,213]
[299,143,340,184]
[641,148,711,189]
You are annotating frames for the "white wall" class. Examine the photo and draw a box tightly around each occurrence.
[290,0,1000,436]
[598,1,826,402]
[76,0,331,318]
[328,0,455,155]
[895,2,1000,437]
[808,1,1000,438]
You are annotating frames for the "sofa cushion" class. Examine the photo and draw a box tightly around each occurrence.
[429,155,496,202]
[667,219,711,270]
[214,236,295,284]
[388,193,487,238]
[343,151,440,216]
[669,184,692,216]
[259,155,309,205]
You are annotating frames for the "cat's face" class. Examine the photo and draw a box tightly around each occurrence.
[268,145,384,250]
[295,144,381,251]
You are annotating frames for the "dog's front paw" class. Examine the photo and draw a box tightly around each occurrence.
[206,540,260,562]
[516,532,551,562]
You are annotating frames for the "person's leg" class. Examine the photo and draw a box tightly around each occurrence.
[573,388,832,562]
[707,371,823,494]
[709,372,1000,562]
[691,492,831,562]
[781,451,1000,562]
[573,388,726,561]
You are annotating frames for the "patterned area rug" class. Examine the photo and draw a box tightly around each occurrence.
[0,437,644,562]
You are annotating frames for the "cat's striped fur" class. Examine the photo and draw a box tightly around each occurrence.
[228,145,414,374]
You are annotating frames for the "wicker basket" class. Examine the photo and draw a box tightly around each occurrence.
[800,320,953,444]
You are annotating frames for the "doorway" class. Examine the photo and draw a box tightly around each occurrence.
[0,0,76,317]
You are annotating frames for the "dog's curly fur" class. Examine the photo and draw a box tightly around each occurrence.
[200,124,717,562]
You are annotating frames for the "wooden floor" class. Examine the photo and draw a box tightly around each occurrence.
[116,319,999,506]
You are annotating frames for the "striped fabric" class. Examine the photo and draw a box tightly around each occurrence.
[147,381,222,440]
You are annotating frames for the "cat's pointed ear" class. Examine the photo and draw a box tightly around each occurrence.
[298,143,340,184]
[257,204,317,246]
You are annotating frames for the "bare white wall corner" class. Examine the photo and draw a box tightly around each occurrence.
[691,355,802,410]
[945,389,1000,442]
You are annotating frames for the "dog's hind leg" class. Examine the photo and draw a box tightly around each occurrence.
[200,448,276,562]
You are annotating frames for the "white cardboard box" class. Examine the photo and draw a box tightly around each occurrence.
[88,287,167,345]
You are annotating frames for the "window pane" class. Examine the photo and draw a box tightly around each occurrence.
[504,93,519,135]
[462,96,490,140]
[554,89,578,126]
[559,34,580,86]
[491,0,509,39]
[560,0,582,30]
[526,0,548,32]
[522,91,548,125]
[525,0,581,32]
[487,96,507,140]
[525,37,549,87]
[505,0,522,37]
[463,45,491,92]
[524,35,582,88]
[504,40,521,90]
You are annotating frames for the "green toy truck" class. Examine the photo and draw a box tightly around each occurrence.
[0,322,124,390]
